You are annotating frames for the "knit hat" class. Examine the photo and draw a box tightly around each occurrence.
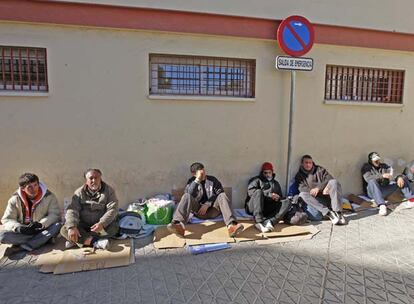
[261,162,274,172]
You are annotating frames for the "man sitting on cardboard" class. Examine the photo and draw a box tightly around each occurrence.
[362,152,413,216]
[245,162,292,233]
[167,162,244,237]
[0,173,61,252]
[61,168,119,250]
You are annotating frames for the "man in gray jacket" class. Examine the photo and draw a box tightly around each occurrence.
[0,173,61,252]
[362,152,412,216]
[295,155,346,225]
[60,169,119,249]
[398,161,414,194]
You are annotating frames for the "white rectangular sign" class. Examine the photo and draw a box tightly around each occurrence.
[276,56,313,71]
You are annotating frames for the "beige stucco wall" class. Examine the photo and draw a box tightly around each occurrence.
[55,0,414,34]
[0,22,413,214]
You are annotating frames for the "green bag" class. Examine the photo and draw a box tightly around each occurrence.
[145,198,174,225]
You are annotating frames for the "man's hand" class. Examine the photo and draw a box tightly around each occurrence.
[197,204,210,216]
[310,187,320,197]
[16,222,43,235]
[91,222,104,233]
[383,173,392,179]
[68,227,81,243]
[271,193,280,201]
[397,177,405,188]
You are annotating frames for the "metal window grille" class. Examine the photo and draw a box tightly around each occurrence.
[0,46,48,92]
[325,65,404,104]
[150,54,255,98]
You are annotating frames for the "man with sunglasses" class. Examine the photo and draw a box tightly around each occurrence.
[245,162,292,232]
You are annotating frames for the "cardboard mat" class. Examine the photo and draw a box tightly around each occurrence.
[34,239,133,274]
[153,221,319,249]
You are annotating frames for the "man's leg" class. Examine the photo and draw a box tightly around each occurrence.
[0,230,32,246]
[266,199,292,226]
[60,225,92,246]
[212,193,237,226]
[101,220,119,238]
[399,177,414,199]
[299,192,330,216]
[21,222,62,251]
[172,193,200,224]
[326,179,343,212]
[366,180,387,205]
[246,190,265,223]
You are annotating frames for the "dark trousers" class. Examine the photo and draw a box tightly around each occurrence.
[173,193,236,226]
[246,190,292,225]
[60,220,119,245]
[0,222,61,250]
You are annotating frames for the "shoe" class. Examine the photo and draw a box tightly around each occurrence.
[379,205,387,216]
[228,222,244,237]
[335,211,347,225]
[65,240,76,249]
[264,219,274,231]
[20,244,34,252]
[167,221,185,237]
[93,239,110,250]
[327,211,339,225]
[255,222,270,233]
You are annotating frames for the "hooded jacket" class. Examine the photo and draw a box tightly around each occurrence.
[1,182,60,232]
[295,165,334,193]
[65,182,118,229]
[245,173,283,206]
[185,175,224,205]
[361,161,391,194]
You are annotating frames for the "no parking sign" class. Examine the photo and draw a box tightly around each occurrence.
[277,15,314,57]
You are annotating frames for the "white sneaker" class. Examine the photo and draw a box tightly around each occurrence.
[264,219,274,231]
[255,222,270,233]
[65,241,76,249]
[379,205,387,216]
[93,239,110,250]
[327,211,339,225]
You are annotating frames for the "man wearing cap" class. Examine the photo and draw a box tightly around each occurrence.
[245,162,292,232]
[398,161,414,195]
[362,152,413,216]
[167,162,244,237]
[295,155,346,225]
[60,168,119,249]
[0,173,61,252]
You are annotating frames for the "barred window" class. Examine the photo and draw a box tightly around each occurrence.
[0,46,48,92]
[325,65,404,104]
[150,54,255,98]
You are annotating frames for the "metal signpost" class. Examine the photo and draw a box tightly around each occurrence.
[276,15,314,194]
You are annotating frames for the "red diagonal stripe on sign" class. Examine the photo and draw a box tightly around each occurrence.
[286,22,307,50]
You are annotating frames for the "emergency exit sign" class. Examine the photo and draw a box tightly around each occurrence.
[276,56,313,71]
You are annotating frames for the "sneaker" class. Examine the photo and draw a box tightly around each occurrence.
[227,222,244,237]
[93,239,110,250]
[255,222,270,233]
[264,219,274,231]
[379,205,387,216]
[327,211,339,225]
[335,211,347,225]
[167,221,185,237]
[65,240,76,249]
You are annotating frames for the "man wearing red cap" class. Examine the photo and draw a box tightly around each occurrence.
[245,162,292,232]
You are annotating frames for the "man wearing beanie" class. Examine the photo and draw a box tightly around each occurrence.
[295,155,346,225]
[245,162,292,232]
[362,152,412,216]
[0,173,61,252]
[167,162,244,237]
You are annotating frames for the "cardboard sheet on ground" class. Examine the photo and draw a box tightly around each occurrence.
[35,239,133,274]
[154,226,186,249]
[184,221,235,246]
[0,244,11,259]
[255,224,319,245]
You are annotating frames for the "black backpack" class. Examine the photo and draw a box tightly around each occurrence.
[283,196,308,225]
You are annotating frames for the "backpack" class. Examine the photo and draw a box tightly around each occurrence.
[119,211,144,235]
[283,196,308,225]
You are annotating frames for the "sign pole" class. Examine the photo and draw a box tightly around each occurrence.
[285,70,296,195]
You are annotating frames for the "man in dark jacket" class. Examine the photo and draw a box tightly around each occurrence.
[167,162,244,237]
[295,155,346,225]
[60,168,119,249]
[245,162,291,232]
[361,152,412,216]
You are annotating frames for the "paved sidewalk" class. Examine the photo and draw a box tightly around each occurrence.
[1,207,414,304]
